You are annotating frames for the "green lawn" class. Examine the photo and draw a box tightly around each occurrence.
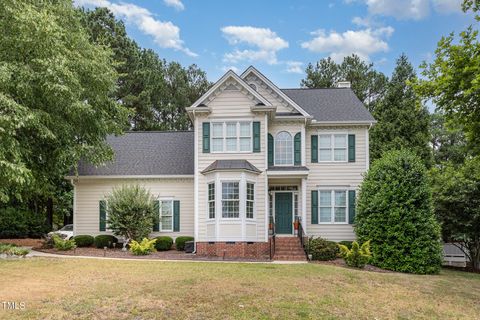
[0,258,479,319]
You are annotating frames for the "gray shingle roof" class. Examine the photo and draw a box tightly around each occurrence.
[75,131,194,176]
[201,160,261,174]
[281,88,375,122]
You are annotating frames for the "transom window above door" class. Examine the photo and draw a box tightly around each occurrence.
[275,131,293,165]
[211,122,252,153]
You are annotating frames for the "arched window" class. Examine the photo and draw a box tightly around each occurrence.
[275,131,293,165]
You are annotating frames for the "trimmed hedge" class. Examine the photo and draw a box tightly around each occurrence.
[175,236,194,251]
[307,237,339,261]
[154,236,173,251]
[73,235,94,247]
[355,150,443,274]
[94,235,118,248]
[0,207,50,238]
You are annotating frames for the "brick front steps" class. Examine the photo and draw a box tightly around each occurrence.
[273,237,307,261]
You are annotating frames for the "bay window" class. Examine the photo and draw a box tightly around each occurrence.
[207,181,256,220]
[208,183,215,219]
[222,182,240,218]
[246,182,255,219]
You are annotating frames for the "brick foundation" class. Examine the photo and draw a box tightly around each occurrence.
[196,241,271,260]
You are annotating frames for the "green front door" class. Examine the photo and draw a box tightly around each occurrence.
[275,192,293,234]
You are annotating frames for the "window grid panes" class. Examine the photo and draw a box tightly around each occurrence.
[318,190,348,223]
[160,200,173,231]
[246,183,255,219]
[222,182,240,218]
[208,183,215,219]
[275,131,293,165]
[318,134,347,162]
[210,122,252,153]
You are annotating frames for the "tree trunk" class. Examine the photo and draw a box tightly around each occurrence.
[46,198,53,229]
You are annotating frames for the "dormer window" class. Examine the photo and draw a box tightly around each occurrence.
[275,131,293,165]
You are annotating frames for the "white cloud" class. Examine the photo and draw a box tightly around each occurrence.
[221,26,289,65]
[301,27,394,62]
[221,65,240,74]
[351,0,462,20]
[352,16,372,27]
[163,0,184,11]
[285,61,303,74]
[75,0,196,56]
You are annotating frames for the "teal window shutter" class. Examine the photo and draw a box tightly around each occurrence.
[268,133,274,166]
[202,122,210,153]
[253,122,261,152]
[173,200,180,232]
[294,132,301,165]
[99,200,106,231]
[311,135,318,163]
[311,190,318,224]
[153,200,160,232]
[348,190,356,224]
[348,134,355,162]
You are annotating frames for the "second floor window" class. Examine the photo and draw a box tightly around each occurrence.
[319,134,347,162]
[211,122,252,153]
[275,131,293,165]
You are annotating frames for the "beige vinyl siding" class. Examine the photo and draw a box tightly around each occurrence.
[305,126,368,241]
[198,88,267,242]
[74,178,194,239]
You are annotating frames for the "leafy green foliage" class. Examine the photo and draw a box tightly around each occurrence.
[175,236,194,251]
[129,238,157,255]
[338,240,371,268]
[0,243,29,256]
[0,0,128,204]
[431,156,480,271]
[0,207,49,238]
[414,27,480,153]
[73,235,94,247]
[94,235,118,249]
[338,241,353,250]
[154,236,174,251]
[106,185,156,243]
[355,150,443,274]
[52,235,76,251]
[301,54,388,111]
[370,54,432,165]
[307,237,339,261]
[430,112,468,166]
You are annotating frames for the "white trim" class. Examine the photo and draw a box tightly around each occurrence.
[366,126,370,171]
[189,70,272,108]
[267,171,309,177]
[310,120,376,126]
[301,178,307,234]
[65,175,194,180]
[240,66,311,117]
[194,116,199,250]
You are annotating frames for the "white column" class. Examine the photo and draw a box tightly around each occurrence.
[301,177,307,234]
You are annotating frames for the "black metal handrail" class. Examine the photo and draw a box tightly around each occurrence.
[297,218,309,260]
[269,216,276,260]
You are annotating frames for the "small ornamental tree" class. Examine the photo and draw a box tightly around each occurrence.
[106,185,156,250]
[355,150,443,274]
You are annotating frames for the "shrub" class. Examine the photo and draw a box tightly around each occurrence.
[106,185,156,245]
[338,241,353,250]
[307,237,339,261]
[73,235,94,247]
[53,235,76,251]
[0,207,50,238]
[338,240,372,268]
[355,150,443,274]
[0,244,29,256]
[175,236,194,251]
[129,238,157,255]
[94,235,118,248]
[154,236,173,251]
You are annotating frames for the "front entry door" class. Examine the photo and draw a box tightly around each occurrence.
[275,192,293,234]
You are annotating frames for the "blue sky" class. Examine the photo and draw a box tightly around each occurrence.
[76,0,476,88]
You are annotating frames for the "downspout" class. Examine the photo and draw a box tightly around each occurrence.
[192,109,197,254]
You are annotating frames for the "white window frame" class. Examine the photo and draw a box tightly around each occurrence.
[207,182,215,220]
[246,181,255,220]
[221,180,241,219]
[210,121,252,153]
[317,189,348,224]
[318,133,348,163]
[159,199,174,232]
[274,131,294,166]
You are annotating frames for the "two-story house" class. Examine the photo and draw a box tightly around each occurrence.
[68,66,375,260]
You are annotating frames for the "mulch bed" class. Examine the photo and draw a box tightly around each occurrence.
[34,246,270,262]
[312,258,395,273]
[0,238,44,247]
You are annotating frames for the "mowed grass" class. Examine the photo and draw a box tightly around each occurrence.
[0,258,479,319]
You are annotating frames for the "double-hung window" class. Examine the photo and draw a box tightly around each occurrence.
[246,182,255,219]
[319,134,347,162]
[208,183,215,219]
[319,190,347,223]
[211,122,252,152]
[160,200,174,231]
[222,182,240,218]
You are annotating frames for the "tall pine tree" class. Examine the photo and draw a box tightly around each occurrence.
[370,54,432,165]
